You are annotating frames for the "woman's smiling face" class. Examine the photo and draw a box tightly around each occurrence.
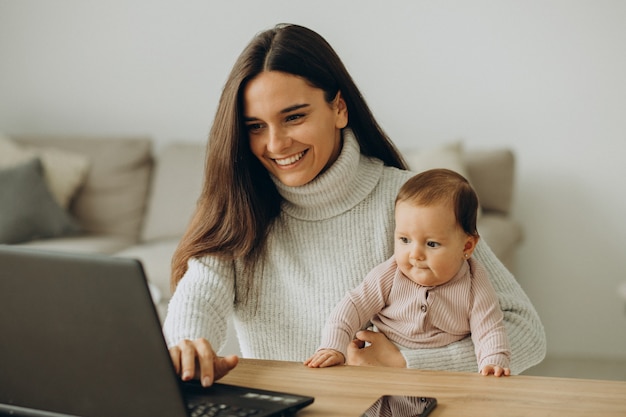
[243,71,348,187]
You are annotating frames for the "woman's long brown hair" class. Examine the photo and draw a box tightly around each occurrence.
[171,24,408,299]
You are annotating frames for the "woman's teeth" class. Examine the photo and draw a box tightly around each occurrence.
[275,151,305,166]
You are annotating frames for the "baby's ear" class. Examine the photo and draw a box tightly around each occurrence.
[463,236,479,257]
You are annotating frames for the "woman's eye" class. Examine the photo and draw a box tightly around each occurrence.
[246,123,263,132]
[285,113,304,123]
[427,241,440,248]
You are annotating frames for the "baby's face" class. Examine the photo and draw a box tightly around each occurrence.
[393,201,476,287]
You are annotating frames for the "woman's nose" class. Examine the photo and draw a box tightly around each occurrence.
[266,126,291,153]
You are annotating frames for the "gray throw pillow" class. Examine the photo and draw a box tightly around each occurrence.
[0,158,80,244]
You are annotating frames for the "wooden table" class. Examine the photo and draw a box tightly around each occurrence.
[220,358,626,416]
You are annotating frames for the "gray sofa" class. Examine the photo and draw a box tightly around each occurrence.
[7,135,523,322]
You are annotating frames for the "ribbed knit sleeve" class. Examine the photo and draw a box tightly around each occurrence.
[400,239,546,374]
[467,258,510,371]
[163,256,236,352]
[318,257,396,358]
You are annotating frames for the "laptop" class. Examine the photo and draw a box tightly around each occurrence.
[0,245,314,417]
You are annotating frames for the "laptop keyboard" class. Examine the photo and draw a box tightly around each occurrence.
[182,381,312,417]
[188,401,261,416]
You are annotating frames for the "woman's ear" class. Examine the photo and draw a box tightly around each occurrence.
[334,91,348,129]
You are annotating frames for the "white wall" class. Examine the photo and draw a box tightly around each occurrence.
[2,0,625,360]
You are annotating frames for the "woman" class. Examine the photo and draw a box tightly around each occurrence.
[164,23,545,387]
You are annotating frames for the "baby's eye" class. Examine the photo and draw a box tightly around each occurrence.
[399,237,410,244]
[427,241,440,248]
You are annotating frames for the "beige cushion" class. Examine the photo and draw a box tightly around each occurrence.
[402,141,470,180]
[476,213,523,272]
[0,134,90,208]
[141,142,206,242]
[15,136,153,238]
[465,149,515,214]
[403,143,516,215]
[402,142,482,217]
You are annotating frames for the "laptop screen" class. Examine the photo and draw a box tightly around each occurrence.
[0,246,313,417]
[0,246,190,417]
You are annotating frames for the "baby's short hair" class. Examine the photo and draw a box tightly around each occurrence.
[396,168,480,237]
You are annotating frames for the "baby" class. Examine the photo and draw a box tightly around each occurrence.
[305,168,510,376]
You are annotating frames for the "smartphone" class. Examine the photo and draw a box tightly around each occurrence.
[360,395,437,417]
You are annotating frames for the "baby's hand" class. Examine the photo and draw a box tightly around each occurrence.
[304,349,345,368]
[480,364,511,377]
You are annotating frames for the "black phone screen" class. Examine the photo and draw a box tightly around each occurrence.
[360,395,437,417]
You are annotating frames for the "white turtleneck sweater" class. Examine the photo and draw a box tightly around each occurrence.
[163,130,545,374]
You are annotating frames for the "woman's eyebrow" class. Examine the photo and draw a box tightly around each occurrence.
[280,103,310,114]
[244,103,310,122]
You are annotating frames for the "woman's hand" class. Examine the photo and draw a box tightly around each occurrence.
[168,338,239,387]
[346,330,406,368]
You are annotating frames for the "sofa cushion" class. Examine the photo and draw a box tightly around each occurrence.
[17,234,138,255]
[476,213,523,272]
[402,142,483,217]
[465,149,515,214]
[401,143,516,215]
[0,159,80,244]
[141,142,206,242]
[15,136,153,239]
[0,134,90,209]
[402,141,469,180]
